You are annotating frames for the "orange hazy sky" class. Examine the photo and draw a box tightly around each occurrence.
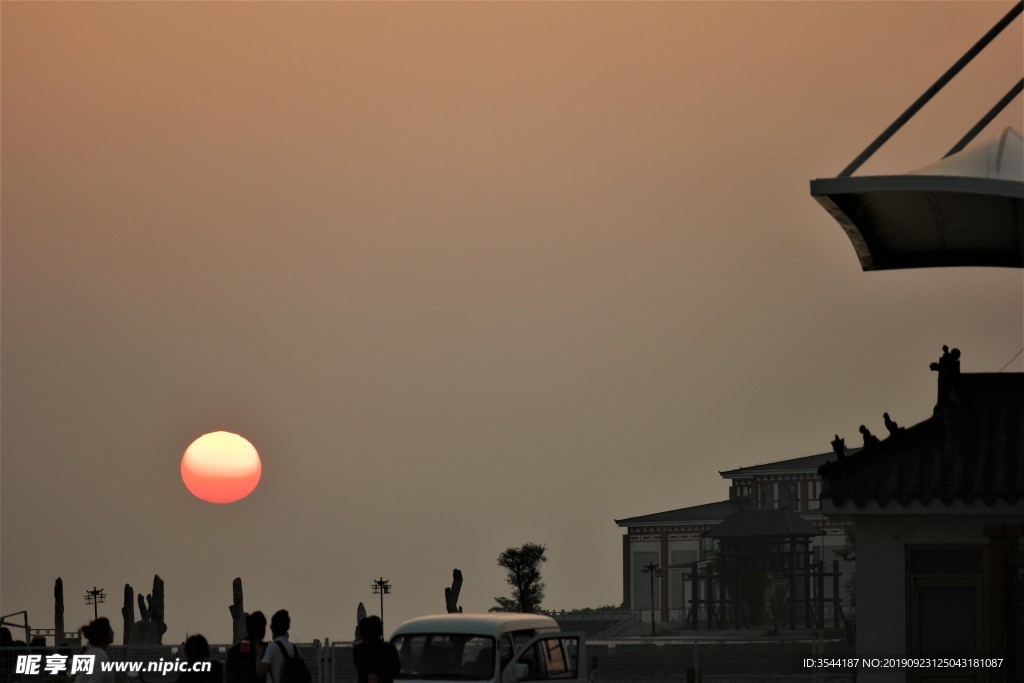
[2,1,1022,642]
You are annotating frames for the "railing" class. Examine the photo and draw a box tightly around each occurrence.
[540,609,635,622]
[598,616,644,639]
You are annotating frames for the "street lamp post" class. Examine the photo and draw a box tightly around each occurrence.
[83,587,106,622]
[640,562,660,637]
[371,577,391,631]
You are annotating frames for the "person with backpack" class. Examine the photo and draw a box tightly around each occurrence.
[256,611,309,683]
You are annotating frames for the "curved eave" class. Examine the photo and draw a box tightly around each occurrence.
[810,175,1024,270]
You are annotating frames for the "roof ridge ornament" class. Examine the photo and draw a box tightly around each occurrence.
[831,434,846,459]
[859,425,881,451]
[929,345,961,414]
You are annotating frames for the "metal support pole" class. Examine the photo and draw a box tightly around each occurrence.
[944,78,1024,158]
[641,562,659,636]
[690,562,699,631]
[84,587,105,622]
[370,577,391,632]
[706,574,714,631]
[650,570,656,636]
[817,559,825,630]
[803,543,812,629]
[833,560,842,630]
[788,541,797,630]
[838,0,1023,177]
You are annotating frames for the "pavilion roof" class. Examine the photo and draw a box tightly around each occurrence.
[705,507,824,538]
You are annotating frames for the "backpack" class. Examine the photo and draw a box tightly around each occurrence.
[275,641,312,683]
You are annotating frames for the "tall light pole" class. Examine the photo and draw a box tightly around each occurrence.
[640,562,660,637]
[371,577,391,631]
[84,587,106,622]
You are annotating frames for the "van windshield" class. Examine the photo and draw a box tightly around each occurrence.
[392,633,496,680]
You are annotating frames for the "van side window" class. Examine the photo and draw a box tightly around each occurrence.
[516,637,580,681]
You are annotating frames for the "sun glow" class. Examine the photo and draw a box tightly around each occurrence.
[181,431,261,504]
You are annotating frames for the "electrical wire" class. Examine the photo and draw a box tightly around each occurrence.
[998,346,1024,372]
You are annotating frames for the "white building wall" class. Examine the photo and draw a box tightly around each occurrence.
[853,516,907,683]
[853,512,1020,683]
[628,540,661,612]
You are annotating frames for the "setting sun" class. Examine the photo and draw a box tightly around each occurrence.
[181,431,261,504]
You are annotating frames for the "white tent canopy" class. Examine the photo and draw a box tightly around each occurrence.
[910,127,1023,182]
[810,127,1024,270]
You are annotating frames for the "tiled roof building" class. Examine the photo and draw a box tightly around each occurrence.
[821,372,1022,507]
[820,351,1023,682]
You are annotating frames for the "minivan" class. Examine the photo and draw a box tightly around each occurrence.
[390,613,588,682]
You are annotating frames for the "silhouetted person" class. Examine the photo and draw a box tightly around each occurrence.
[226,612,267,683]
[75,618,115,683]
[178,634,224,683]
[353,616,400,683]
[257,610,296,683]
[0,627,15,683]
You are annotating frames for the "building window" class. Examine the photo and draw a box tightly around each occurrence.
[759,482,774,509]
[808,480,821,510]
[730,481,752,501]
[778,482,798,510]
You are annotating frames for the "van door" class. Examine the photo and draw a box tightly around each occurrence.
[500,632,587,683]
